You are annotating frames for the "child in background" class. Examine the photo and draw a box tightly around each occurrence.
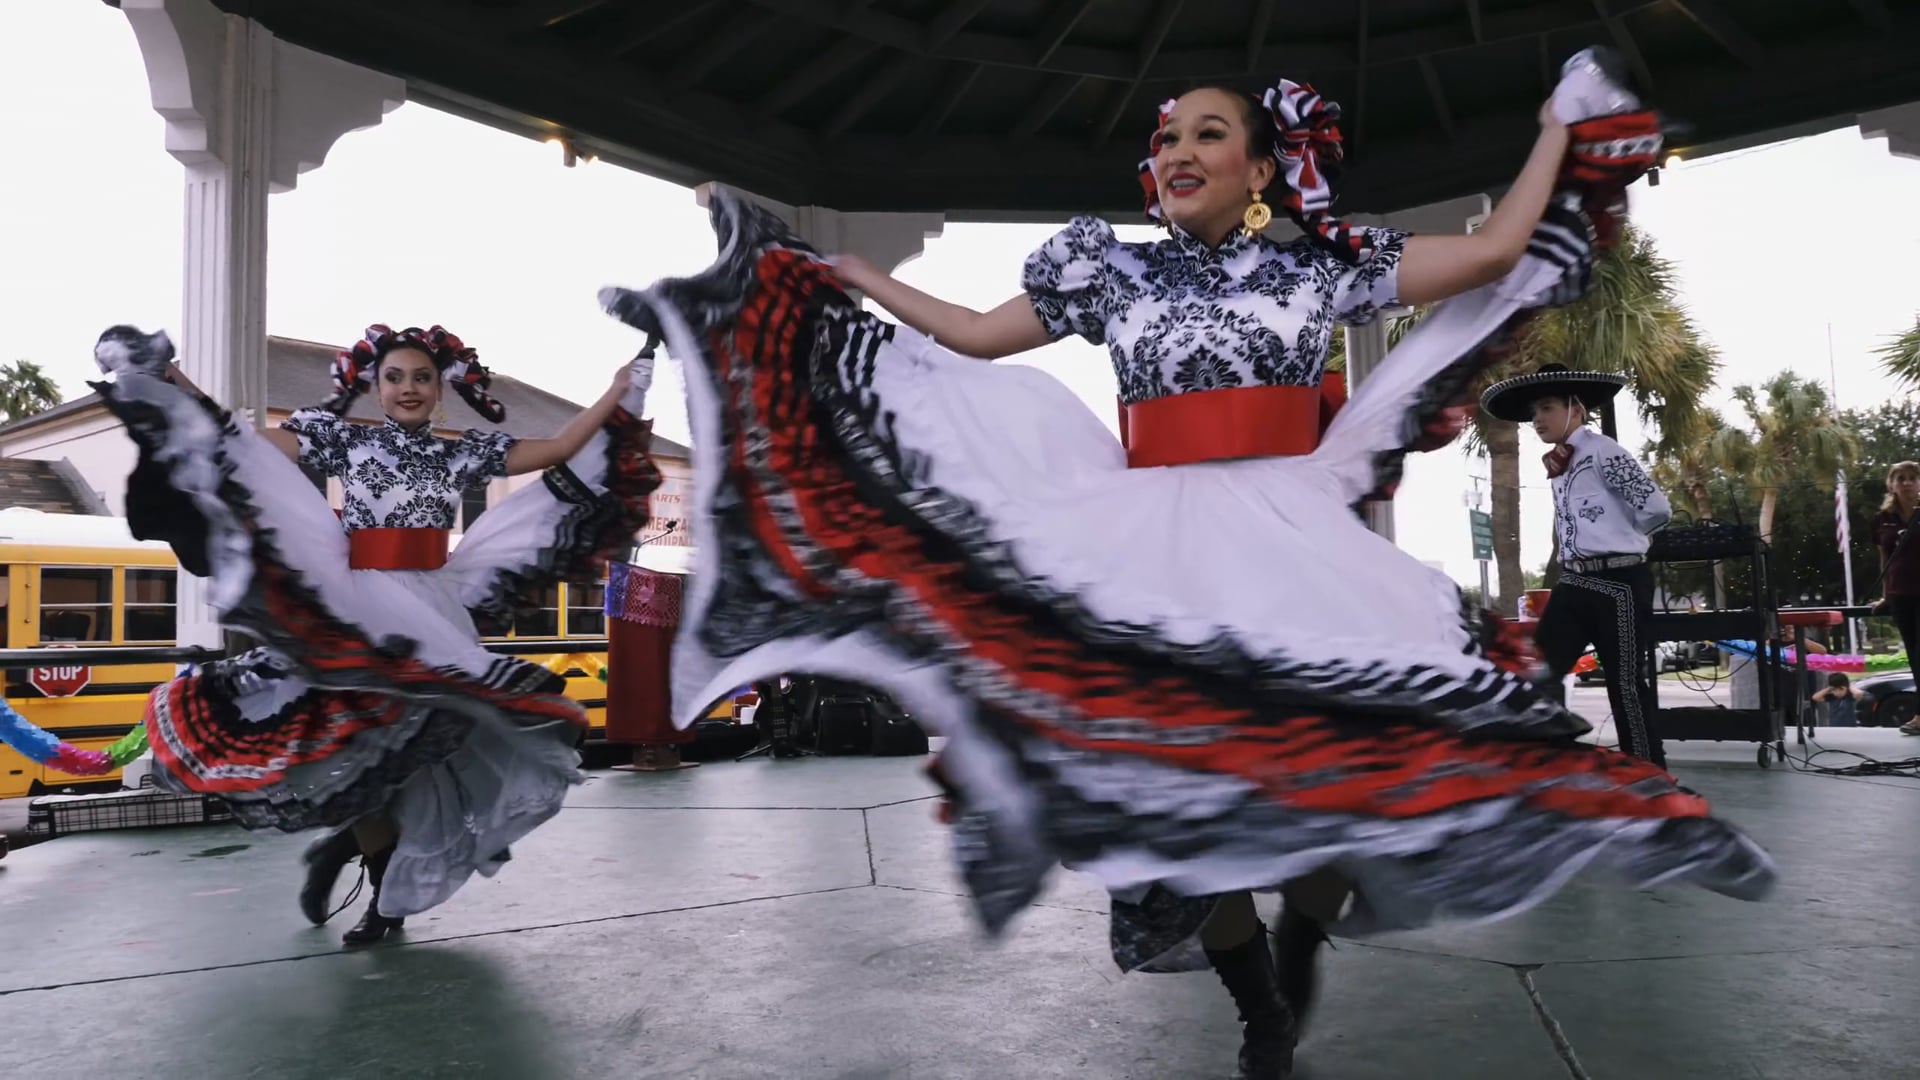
[1811,672,1862,728]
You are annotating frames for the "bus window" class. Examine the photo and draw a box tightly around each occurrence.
[124,568,178,641]
[565,580,606,637]
[513,583,560,638]
[40,567,112,642]
[461,485,488,531]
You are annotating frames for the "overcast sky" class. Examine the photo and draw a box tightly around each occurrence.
[6,0,1918,586]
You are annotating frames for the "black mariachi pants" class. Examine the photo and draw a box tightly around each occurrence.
[1535,563,1663,767]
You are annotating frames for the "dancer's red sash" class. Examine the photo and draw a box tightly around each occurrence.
[348,528,450,571]
[1118,376,1345,469]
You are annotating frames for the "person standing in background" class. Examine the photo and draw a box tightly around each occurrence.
[1871,461,1920,734]
[1481,363,1673,765]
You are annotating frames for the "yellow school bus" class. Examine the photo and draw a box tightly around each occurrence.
[0,508,616,799]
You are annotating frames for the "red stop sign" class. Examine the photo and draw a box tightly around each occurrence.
[29,665,91,697]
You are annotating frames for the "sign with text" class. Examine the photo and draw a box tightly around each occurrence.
[28,665,92,698]
[1469,509,1494,562]
[647,474,692,548]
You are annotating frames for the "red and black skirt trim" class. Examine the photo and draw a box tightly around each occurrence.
[600,191,1773,944]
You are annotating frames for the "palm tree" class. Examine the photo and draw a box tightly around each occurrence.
[1353,225,1717,614]
[1874,315,1920,386]
[0,360,63,421]
[1647,406,1730,606]
[1711,371,1859,544]
[1646,408,1725,525]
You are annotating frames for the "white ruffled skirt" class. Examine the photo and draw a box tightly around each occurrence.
[94,336,663,916]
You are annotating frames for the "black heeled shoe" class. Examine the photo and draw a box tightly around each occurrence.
[298,829,361,926]
[1271,907,1331,1037]
[341,847,405,946]
[1206,934,1297,1080]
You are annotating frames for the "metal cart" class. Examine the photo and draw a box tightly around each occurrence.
[1642,524,1785,768]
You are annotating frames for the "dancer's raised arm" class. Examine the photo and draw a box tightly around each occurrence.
[830,255,1052,360]
[163,360,302,461]
[505,363,635,475]
[1397,104,1570,305]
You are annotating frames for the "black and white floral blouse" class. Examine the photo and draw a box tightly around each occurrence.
[282,407,516,531]
[1022,216,1407,404]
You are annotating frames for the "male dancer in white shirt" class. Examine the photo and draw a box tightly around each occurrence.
[1482,364,1672,765]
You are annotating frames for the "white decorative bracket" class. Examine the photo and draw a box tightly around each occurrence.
[120,0,404,193]
[695,182,947,276]
[1858,103,1920,161]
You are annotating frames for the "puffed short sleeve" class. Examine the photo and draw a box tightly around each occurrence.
[449,428,517,489]
[1020,215,1121,345]
[1323,227,1409,326]
[280,407,353,477]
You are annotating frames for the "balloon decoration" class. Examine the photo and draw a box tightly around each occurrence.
[1715,640,1910,675]
[0,696,148,778]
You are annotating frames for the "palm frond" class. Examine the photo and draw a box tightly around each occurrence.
[1874,314,1920,387]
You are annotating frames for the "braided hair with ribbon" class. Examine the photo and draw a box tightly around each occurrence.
[1139,80,1387,266]
[323,323,508,423]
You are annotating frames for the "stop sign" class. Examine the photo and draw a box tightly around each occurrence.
[28,665,91,697]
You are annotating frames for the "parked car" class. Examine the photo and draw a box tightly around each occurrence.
[1573,641,1712,684]
[1855,670,1917,729]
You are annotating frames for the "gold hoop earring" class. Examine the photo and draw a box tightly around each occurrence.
[1242,190,1272,236]
[433,400,446,427]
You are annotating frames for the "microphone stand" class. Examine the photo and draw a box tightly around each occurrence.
[736,679,816,762]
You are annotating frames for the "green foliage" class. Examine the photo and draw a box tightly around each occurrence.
[1874,314,1920,388]
[1390,224,1717,612]
[0,360,62,422]
[1650,398,1911,631]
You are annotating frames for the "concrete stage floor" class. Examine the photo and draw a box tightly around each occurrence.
[2,726,1916,1079]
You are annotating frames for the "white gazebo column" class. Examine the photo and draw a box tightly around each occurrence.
[1859,102,1920,160]
[694,183,946,280]
[1340,193,1493,541]
[121,0,403,647]
[1340,321,1397,540]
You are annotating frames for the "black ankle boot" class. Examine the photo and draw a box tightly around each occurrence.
[341,847,404,946]
[1271,907,1331,1036]
[1206,934,1296,1080]
[298,829,361,926]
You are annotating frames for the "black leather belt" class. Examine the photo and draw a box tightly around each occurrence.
[1564,554,1646,574]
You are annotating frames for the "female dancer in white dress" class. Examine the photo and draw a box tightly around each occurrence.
[600,49,1771,1078]
[92,323,663,944]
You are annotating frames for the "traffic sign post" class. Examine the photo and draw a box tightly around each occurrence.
[28,665,92,698]
[1468,508,1494,604]
[1468,509,1494,561]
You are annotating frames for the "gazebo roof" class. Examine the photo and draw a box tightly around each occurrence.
[201,1,1917,218]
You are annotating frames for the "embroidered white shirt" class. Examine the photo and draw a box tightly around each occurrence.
[282,408,515,531]
[1550,427,1671,560]
[1021,216,1406,405]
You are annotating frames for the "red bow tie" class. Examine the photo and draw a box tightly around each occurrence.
[1543,445,1574,478]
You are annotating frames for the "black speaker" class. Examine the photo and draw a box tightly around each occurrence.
[866,700,929,757]
[814,697,873,755]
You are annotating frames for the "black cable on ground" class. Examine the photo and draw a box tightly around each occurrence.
[1779,737,1920,779]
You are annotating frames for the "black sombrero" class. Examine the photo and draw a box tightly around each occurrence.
[1480,363,1628,423]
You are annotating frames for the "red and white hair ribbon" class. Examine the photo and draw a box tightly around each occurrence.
[1138,98,1179,223]
[1260,80,1346,218]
